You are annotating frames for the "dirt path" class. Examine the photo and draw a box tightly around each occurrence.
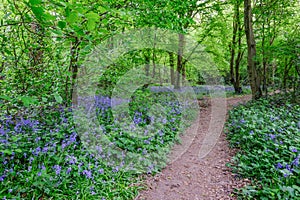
[135,95,252,200]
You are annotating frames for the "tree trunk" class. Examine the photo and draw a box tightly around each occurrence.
[244,0,262,99]
[152,49,156,78]
[169,51,175,86]
[175,33,184,89]
[230,0,244,94]
[229,8,237,88]
[144,50,150,77]
[261,15,268,97]
[68,37,80,106]
[282,58,292,93]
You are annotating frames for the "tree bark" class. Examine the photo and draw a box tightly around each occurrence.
[229,7,237,87]
[230,0,243,94]
[144,50,150,77]
[244,0,262,99]
[175,33,184,89]
[168,51,175,86]
[68,37,80,106]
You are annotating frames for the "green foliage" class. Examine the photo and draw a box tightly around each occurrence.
[1,0,300,199]
[226,94,300,199]
[0,105,142,199]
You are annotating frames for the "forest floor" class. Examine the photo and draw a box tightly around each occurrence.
[135,95,252,200]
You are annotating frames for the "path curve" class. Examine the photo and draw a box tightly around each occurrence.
[135,95,251,200]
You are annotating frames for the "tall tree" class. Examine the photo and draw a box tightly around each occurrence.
[244,0,262,99]
[230,0,244,94]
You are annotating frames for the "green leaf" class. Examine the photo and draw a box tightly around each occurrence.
[97,6,107,13]
[3,149,12,155]
[282,186,294,197]
[66,12,79,24]
[54,93,63,104]
[0,95,12,101]
[42,97,48,102]
[15,149,22,153]
[58,21,66,29]
[85,12,99,31]
[31,6,44,21]
[11,136,19,142]
[29,0,42,6]
[85,12,99,20]
[87,20,96,31]
[44,13,56,21]
[292,185,300,191]
[20,96,37,107]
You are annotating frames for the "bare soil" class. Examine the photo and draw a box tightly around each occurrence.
[135,95,252,200]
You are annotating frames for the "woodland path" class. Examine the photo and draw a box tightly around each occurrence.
[135,95,252,200]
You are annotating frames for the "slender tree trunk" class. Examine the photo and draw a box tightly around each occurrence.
[152,49,156,78]
[144,50,150,77]
[272,62,276,89]
[169,51,175,86]
[235,1,243,94]
[158,65,162,86]
[68,37,80,106]
[244,0,262,99]
[175,33,184,89]
[230,0,243,94]
[282,58,292,93]
[261,17,269,97]
[262,58,268,96]
[182,62,186,82]
[230,9,237,87]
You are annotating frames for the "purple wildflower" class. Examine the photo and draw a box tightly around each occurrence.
[82,170,92,179]
[276,163,283,169]
[144,139,150,145]
[53,165,61,175]
[269,134,276,140]
[292,155,300,167]
[0,175,5,182]
[98,168,104,174]
[291,148,297,153]
[112,166,119,173]
[66,167,72,174]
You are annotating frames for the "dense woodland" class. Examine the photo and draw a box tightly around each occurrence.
[0,0,299,199]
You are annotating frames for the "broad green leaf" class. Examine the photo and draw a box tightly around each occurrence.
[85,12,99,20]
[3,149,12,155]
[44,13,56,21]
[87,20,96,31]
[31,6,44,21]
[29,0,42,6]
[0,95,12,101]
[97,6,107,13]
[15,149,22,153]
[58,21,66,29]
[54,93,63,103]
[20,96,37,107]
[66,12,79,24]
